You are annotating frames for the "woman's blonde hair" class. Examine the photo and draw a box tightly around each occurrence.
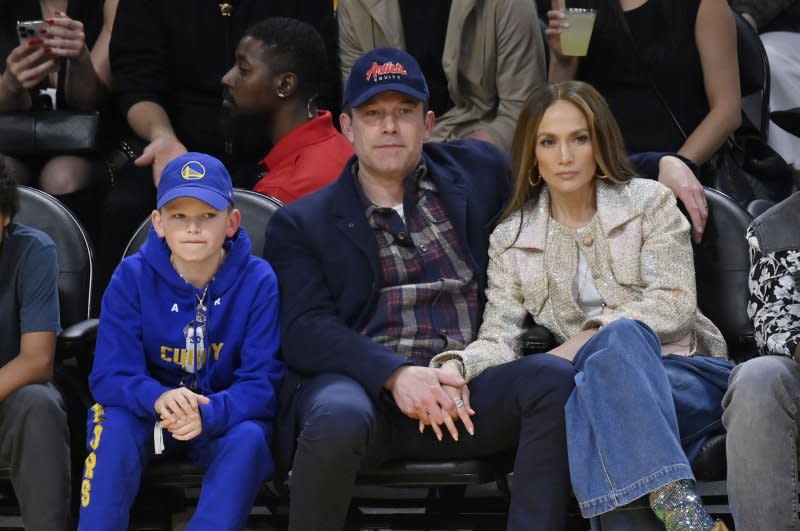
[503,81,637,221]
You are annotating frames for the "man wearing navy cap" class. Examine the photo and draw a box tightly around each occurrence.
[78,153,284,530]
[264,48,575,530]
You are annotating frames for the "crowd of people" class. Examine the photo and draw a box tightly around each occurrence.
[1,0,800,529]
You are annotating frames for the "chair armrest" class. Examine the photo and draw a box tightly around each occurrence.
[56,318,99,363]
[520,325,556,356]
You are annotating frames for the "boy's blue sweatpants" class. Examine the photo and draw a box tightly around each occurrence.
[77,404,273,531]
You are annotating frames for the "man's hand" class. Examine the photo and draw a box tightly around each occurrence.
[135,134,187,186]
[657,155,708,243]
[154,387,209,426]
[384,365,466,441]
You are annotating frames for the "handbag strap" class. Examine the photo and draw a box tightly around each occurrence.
[618,13,689,140]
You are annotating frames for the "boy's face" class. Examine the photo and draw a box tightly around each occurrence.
[151,197,240,267]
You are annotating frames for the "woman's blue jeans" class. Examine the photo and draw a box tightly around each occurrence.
[565,319,731,520]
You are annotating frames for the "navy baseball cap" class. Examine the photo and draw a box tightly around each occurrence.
[343,47,429,108]
[157,153,236,211]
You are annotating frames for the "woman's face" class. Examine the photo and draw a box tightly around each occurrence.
[534,100,598,197]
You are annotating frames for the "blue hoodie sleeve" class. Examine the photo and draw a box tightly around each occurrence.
[90,262,170,420]
[199,268,284,438]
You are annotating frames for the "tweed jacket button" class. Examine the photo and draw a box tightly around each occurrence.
[583,236,594,247]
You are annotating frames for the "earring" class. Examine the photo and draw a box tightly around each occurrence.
[276,90,286,100]
[596,167,608,179]
[306,94,318,119]
[528,167,541,187]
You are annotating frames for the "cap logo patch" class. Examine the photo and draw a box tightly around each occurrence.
[365,61,407,82]
[181,161,206,180]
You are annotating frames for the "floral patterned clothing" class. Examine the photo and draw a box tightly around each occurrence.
[746,193,800,357]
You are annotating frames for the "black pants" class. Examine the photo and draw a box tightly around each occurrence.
[282,354,575,531]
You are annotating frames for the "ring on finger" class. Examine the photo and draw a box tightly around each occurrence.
[453,398,464,409]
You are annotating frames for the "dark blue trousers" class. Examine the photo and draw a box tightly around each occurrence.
[77,404,272,531]
[283,354,575,531]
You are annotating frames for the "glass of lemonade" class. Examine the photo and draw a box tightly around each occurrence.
[560,8,597,56]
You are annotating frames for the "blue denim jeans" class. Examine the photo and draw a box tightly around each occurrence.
[566,319,732,522]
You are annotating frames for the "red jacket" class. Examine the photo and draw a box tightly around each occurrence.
[254,111,353,203]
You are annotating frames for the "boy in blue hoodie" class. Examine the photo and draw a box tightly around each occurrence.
[78,153,284,531]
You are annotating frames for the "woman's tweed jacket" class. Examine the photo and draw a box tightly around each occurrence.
[432,178,728,381]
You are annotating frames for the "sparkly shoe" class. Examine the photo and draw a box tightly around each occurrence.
[649,479,722,531]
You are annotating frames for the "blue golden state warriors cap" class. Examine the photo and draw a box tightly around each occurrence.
[157,153,235,211]
[343,47,429,108]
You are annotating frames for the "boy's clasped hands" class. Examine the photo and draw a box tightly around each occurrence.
[155,387,210,441]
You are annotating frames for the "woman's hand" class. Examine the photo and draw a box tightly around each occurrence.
[545,0,579,81]
[2,41,56,93]
[438,360,476,438]
[545,7,569,61]
[44,13,90,62]
[657,156,708,243]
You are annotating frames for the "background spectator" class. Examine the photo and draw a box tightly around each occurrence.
[0,159,71,531]
[0,0,118,238]
[222,17,353,204]
[723,190,800,529]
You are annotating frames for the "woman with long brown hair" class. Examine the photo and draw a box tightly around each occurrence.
[432,81,732,530]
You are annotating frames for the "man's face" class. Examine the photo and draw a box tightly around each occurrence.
[340,91,434,183]
[221,36,279,116]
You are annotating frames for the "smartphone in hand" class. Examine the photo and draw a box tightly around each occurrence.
[16,20,50,44]
[16,20,59,74]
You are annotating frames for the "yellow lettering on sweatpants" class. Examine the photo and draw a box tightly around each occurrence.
[81,403,106,507]
[81,479,91,507]
[89,424,103,450]
[83,452,96,479]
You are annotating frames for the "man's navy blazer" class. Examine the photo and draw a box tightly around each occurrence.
[263,139,512,402]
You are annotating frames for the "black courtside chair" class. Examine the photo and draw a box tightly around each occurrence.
[691,187,756,520]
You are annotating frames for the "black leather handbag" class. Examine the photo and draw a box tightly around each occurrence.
[0,111,101,156]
